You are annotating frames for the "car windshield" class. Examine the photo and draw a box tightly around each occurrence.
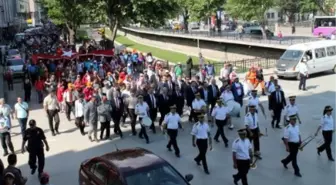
[8,59,24,66]
[125,163,188,185]
[8,50,19,56]
[280,50,303,61]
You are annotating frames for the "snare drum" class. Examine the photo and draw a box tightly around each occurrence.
[141,116,152,127]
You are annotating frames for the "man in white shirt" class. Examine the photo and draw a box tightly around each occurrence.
[283,96,301,126]
[191,114,212,174]
[232,128,252,185]
[163,105,182,157]
[298,58,308,91]
[192,92,207,123]
[75,94,85,135]
[212,100,229,147]
[281,115,302,177]
[245,105,262,159]
[14,97,29,137]
[0,112,15,156]
[135,95,150,144]
[63,84,76,121]
[43,90,60,136]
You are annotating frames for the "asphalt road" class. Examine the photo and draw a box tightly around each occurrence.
[1,71,335,185]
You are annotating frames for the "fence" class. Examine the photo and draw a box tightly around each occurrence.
[123,27,320,46]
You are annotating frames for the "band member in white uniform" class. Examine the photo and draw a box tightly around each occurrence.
[220,85,235,129]
[191,114,212,174]
[232,128,252,185]
[245,90,266,118]
[281,115,302,177]
[244,105,262,159]
[192,92,206,123]
[283,96,302,126]
[315,106,334,161]
[135,95,150,144]
[212,99,230,147]
[163,105,183,157]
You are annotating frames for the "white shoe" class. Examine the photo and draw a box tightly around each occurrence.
[229,124,234,129]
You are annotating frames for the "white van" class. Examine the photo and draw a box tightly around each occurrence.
[274,40,336,79]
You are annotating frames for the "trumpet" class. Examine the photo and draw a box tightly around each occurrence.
[299,135,316,151]
[250,157,258,169]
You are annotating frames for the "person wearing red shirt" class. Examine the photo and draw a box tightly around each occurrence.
[74,75,84,90]
[83,83,94,101]
[81,71,91,85]
[56,82,65,112]
[34,77,45,103]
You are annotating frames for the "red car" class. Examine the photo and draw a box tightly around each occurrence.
[79,148,194,185]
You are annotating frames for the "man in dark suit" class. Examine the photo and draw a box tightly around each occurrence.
[171,84,185,116]
[186,81,198,122]
[269,85,286,128]
[231,77,244,107]
[144,86,158,133]
[111,91,124,137]
[207,79,219,114]
[158,87,171,126]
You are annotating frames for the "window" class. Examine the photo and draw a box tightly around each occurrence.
[266,13,271,19]
[125,164,188,185]
[315,48,327,58]
[327,46,336,56]
[90,162,108,182]
[107,173,123,185]
[280,50,303,61]
[271,13,275,19]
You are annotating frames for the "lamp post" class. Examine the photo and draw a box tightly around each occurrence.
[0,5,4,41]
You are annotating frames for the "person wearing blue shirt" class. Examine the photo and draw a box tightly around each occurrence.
[48,62,56,73]
[0,112,15,156]
[84,59,92,71]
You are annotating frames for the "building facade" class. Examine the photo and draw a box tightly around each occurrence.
[0,0,41,29]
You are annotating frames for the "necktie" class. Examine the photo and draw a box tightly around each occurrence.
[69,91,73,102]
[115,98,119,109]
[151,95,155,108]
[277,92,281,103]
[252,114,255,127]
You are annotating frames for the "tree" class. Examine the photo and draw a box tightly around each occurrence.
[189,0,226,31]
[300,0,336,15]
[91,0,178,42]
[226,0,274,39]
[173,0,195,33]
[39,0,94,44]
[276,0,300,28]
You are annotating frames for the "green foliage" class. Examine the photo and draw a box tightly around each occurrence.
[300,0,336,15]
[189,0,226,21]
[226,0,274,22]
[92,0,178,28]
[276,0,301,23]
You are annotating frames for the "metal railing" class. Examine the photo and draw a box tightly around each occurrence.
[123,27,320,46]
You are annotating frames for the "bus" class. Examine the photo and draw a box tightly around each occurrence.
[313,16,336,37]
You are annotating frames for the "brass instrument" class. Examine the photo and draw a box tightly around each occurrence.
[258,128,268,137]
[250,157,258,169]
[299,135,315,151]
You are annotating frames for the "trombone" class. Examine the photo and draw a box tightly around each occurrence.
[299,135,316,151]
[259,128,268,137]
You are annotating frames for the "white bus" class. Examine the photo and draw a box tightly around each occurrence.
[274,40,336,79]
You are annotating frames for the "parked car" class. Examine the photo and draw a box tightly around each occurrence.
[6,49,20,59]
[79,148,194,185]
[6,57,25,78]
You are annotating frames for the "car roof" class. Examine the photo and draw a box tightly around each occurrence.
[100,148,166,173]
[287,40,336,51]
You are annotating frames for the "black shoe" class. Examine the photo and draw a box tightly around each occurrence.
[56,130,60,134]
[88,136,93,142]
[317,149,321,156]
[276,125,282,129]
[52,132,56,136]
[302,89,307,91]
[139,135,144,139]
[233,175,238,185]
[281,160,288,169]
[175,153,180,158]
[225,142,229,148]
[271,124,275,128]
[194,158,200,166]
[214,138,220,143]
[204,170,210,175]
[146,140,150,144]
[294,172,302,177]
[167,146,172,152]
[329,158,335,161]
[31,168,36,175]
[3,151,9,157]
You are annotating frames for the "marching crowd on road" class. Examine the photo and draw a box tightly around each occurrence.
[0,44,334,185]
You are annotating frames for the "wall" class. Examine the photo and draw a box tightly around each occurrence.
[122,29,284,60]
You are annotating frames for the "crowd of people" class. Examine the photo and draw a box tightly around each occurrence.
[0,44,334,185]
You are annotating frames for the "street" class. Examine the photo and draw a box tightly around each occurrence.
[1,71,335,185]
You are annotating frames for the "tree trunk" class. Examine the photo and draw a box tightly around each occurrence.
[183,10,189,33]
[110,18,119,43]
[66,23,75,45]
